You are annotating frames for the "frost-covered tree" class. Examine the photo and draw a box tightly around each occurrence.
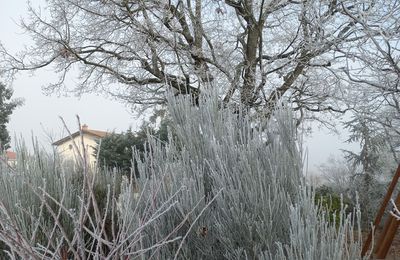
[343,113,391,226]
[1,0,399,121]
[338,0,400,163]
[319,155,356,195]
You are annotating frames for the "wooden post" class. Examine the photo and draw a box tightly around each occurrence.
[361,164,400,257]
[374,190,400,259]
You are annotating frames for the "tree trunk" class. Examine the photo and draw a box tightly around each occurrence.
[241,23,260,106]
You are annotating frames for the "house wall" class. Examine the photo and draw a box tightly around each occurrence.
[56,134,100,166]
[7,159,16,167]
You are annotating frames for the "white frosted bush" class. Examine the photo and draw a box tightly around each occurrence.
[0,93,364,259]
[0,143,181,258]
[121,93,364,259]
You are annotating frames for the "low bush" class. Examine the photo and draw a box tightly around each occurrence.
[0,93,364,259]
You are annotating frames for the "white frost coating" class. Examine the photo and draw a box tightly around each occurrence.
[0,93,363,259]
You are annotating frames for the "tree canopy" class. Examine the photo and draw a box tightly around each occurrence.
[1,0,399,122]
[0,83,21,150]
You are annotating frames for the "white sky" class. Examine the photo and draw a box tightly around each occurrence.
[1,1,137,146]
[0,1,359,173]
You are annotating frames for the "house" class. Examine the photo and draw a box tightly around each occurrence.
[0,150,17,168]
[6,150,17,167]
[52,124,108,166]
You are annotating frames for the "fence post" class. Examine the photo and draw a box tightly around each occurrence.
[361,164,400,257]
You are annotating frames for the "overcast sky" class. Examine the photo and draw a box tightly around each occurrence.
[1,1,138,145]
[1,1,359,173]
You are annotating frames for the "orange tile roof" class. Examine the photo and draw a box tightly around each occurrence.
[6,150,16,160]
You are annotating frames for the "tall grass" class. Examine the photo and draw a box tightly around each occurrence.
[0,93,364,259]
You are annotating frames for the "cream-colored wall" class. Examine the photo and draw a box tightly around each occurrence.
[56,134,100,166]
[7,159,17,167]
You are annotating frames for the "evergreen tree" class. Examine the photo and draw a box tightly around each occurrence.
[343,114,387,225]
[95,121,169,175]
[0,83,21,151]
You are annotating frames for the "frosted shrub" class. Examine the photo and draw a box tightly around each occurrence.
[0,93,363,259]
[123,94,363,259]
[0,143,180,258]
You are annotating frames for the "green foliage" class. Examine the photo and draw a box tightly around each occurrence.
[0,83,22,150]
[96,128,141,174]
[95,120,169,175]
[314,185,354,225]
